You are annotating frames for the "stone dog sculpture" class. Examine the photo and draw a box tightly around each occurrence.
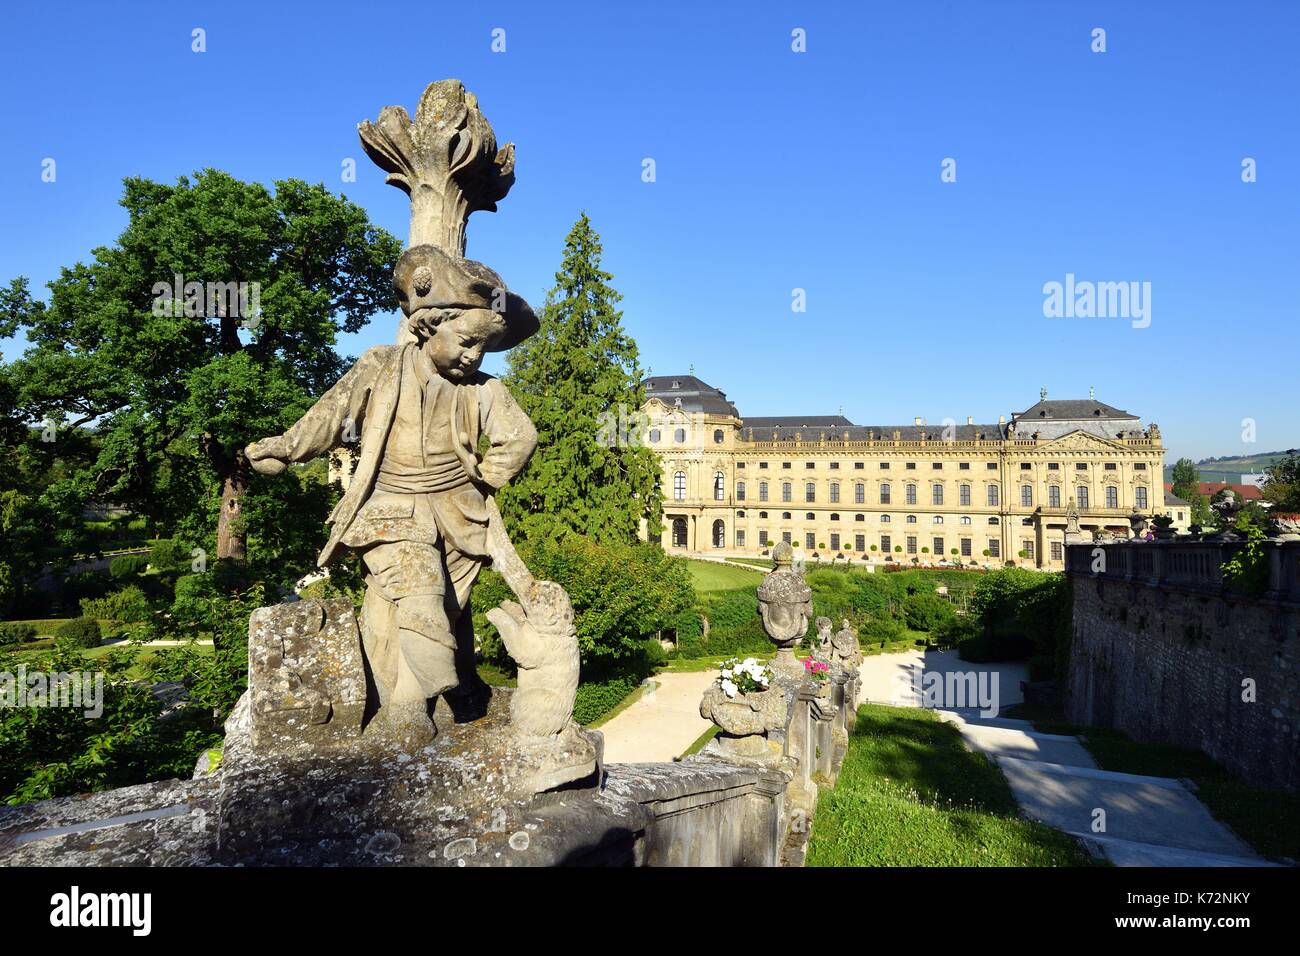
[244,81,582,764]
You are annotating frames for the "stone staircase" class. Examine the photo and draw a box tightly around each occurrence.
[934,709,1277,867]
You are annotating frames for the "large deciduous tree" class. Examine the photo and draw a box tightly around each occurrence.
[5,170,402,562]
[1169,456,1212,526]
[497,213,661,545]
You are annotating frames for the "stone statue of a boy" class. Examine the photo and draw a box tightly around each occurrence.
[245,244,539,745]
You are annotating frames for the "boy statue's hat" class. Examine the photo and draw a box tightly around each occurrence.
[394,244,538,351]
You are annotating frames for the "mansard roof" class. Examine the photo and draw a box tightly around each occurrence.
[1012,399,1137,422]
[643,375,740,417]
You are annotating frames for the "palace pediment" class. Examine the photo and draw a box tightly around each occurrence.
[1035,429,1130,452]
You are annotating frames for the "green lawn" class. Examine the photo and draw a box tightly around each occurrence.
[806,703,1097,867]
[683,559,763,592]
[1003,703,1300,863]
[678,725,719,759]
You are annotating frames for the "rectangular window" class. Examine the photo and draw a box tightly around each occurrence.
[988,538,1000,558]
[782,531,792,544]
[906,462,917,470]
[961,538,972,557]
[855,484,865,504]
[960,485,971,506]
[880,485,891,504]
[782,483,792,503]
[806,532,815,550]
[759,530,769,546]
[783,462,791,469]
[881,534,891,554]
[1076,462,1088,470]
[1135,487,1148,509]
[1050,541,1062,561]
[855,462,865,470]
[933,537,944,556]
[1135,463,1147,471]
[906,536,917,555]
[830,483,840,503]
[1077,486,1089,508]
[1021,485,1032,507]
[805,462,815,469]
[987,485,1000,506]
[959,462,970,470]
[830,462,840,470]
[736,482,746,501]
[736,530,745,548]
[1104,463,1117,471]
[759,483,769,502]
[1106,486,1118,508]
[737,462,745,469]
[1020,463,1032,470]
[1048,462,1060,471]
[1022,539,1034,560]
[932,485,944,505]
[932,462,943,470]
[759,462,768,469]
[987,462,997,470]
[855,533,865,551]
[879,462,890,469]
[1049,485,1060,508]
[805,482,816,503]
[830,533,840,550]
[906,484,917,505]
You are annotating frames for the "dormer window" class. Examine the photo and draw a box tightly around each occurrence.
[671,380,680,389]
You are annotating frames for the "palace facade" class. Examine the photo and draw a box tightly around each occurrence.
[641,375,1169,570]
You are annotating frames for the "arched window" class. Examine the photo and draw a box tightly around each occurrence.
[713,471,725,501]
[879,483,891,504]
[933,516,944,524]
[960,516,972,525]
[712,519,725,548]
[736,480,746,501]
[713,429,724,444]
[671,518,687,547]
[673,471,686,500]
[906,515,917,524]
[830,513,840,521]
[649,428,661,443]
[988,516,1000,525]
[805,512,815,521]
[674,428,686,443]
[881,514,891,523]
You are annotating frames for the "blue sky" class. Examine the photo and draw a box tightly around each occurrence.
[2,0,1297,464]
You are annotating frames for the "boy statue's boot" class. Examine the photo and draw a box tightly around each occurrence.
[371,595,458,750]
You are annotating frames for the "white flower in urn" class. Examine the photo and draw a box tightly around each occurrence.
[716,657,774,698]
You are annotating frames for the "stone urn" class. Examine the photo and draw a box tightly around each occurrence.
[1128,509,1149,540]
[757,541,814,680]
[1269,513,1300,542]
[699,683,789,761]
[1152,519,1177,541]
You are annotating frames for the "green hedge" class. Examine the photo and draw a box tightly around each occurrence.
[109,553,150,579]
[80,584,152,623]
[0,622,38,645]
[903,592,956,631]
[573,675,641,725]
[55,616,102,649]
[148,538,193,571]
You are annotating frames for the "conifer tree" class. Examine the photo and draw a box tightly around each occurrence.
[498,213,661,544]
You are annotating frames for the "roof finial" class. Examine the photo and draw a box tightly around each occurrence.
[838,403,844,417]
[1040,386,1048,401]
[688,363,695,377]
[1089,384,1095,400]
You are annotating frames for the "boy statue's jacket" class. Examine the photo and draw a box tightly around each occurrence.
[272,342,537,568]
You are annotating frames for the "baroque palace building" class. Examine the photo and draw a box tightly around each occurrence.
[641,375,1169,570]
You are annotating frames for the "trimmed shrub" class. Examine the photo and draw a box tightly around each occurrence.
[148,538,193,571]
[109,553,150,579]
[80,584,152,623]
[55,616,102,649]
[903,592,956,632]
[0,622,38,645]
[860,616,907,645]
[573,675,641,725]
[931,614,977,650]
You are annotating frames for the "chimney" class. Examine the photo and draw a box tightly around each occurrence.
[914,416,924,426]
[966,416,973,425]
[998,415,1006,425]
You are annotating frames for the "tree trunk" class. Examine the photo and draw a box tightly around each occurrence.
[215,457,249,562]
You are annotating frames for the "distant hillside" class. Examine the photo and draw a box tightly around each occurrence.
[1163,450,1296,485]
